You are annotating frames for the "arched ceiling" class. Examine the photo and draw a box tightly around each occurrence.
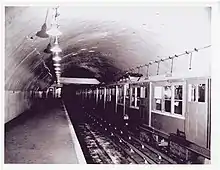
[5,6,211,91]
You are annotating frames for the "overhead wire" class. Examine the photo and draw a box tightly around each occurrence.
[113,45,211,80]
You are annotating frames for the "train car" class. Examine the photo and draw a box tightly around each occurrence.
[77,73,211,163]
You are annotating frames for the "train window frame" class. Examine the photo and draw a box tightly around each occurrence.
[174,85,183,115]
[188,83,206,103]
[140,86,147,98]
[130,87,136,107]
[152,82,185,119]
[106,88,112,102]
[136,87,141,107]
[117,86,124,105]
[153,86,163,111]
[129,86,141,109]
[164,85,172,113]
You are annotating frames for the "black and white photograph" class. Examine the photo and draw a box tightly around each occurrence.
[2,0,220,168]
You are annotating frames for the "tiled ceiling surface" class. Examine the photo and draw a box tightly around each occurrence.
[5,6,211,90]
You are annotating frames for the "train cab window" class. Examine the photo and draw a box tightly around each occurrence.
[164,86,171,113]
[198,84,205,102]
[154,86,162,111]
[174,85,183,115]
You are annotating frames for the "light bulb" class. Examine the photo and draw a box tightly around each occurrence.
[46,24,62,36]
[51,44,62,53]
[53,63,61,67]
[53,54,61,61]
[55,67,61,71]
[51,36,62,53]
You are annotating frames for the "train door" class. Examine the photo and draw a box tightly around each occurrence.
[139,83,150,125]
[186,78,209,148]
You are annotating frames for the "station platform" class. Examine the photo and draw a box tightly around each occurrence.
[4,99,86,164]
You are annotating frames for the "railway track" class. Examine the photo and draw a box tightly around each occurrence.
[77,122,145,164]
[86,113,177,164]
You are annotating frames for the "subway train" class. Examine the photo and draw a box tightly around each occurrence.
[76,73,211,164]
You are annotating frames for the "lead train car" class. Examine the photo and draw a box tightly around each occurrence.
[77,75,211,164]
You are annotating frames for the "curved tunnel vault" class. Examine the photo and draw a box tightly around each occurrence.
[4,5,211,123]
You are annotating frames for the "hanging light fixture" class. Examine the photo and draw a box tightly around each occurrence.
[53,52,61,61]
[44,42,52,53]
[46,7,62,37]
[36,9,49,38]
[36,23,49,38]
[53,63,61,67]
[46,24,62,36]
[54,67,61,71]
[51,36,62,53]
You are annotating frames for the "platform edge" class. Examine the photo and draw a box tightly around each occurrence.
[62,101,87,164]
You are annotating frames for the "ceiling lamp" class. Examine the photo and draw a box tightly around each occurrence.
[53,53,61,61]
[46,24,62,36]
[44,43,52,53]
[36,23,49,38]
[54,67,61,71]
[51,36,62,53]
[36,9,49,38]
[80,48,87,51]
[89,50,95,53]
[53,63,61,66]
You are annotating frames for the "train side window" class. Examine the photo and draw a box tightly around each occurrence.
[118,87,123,104]
[130,87,134,106]
[140,87,144,98]
[108,89,111,101]
[145,87,148,98]
[154,86,162,111]
[126,86,130,99]
[164,86,171,113]
[112,88,116,96]
[174,85,183,115]
[99,89,102,100]
[106,88,110,102]
[189,84,196,102]
[198,84,205,102]
[137,87,141,107]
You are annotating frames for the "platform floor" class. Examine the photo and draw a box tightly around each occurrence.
[5,99,82,164]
